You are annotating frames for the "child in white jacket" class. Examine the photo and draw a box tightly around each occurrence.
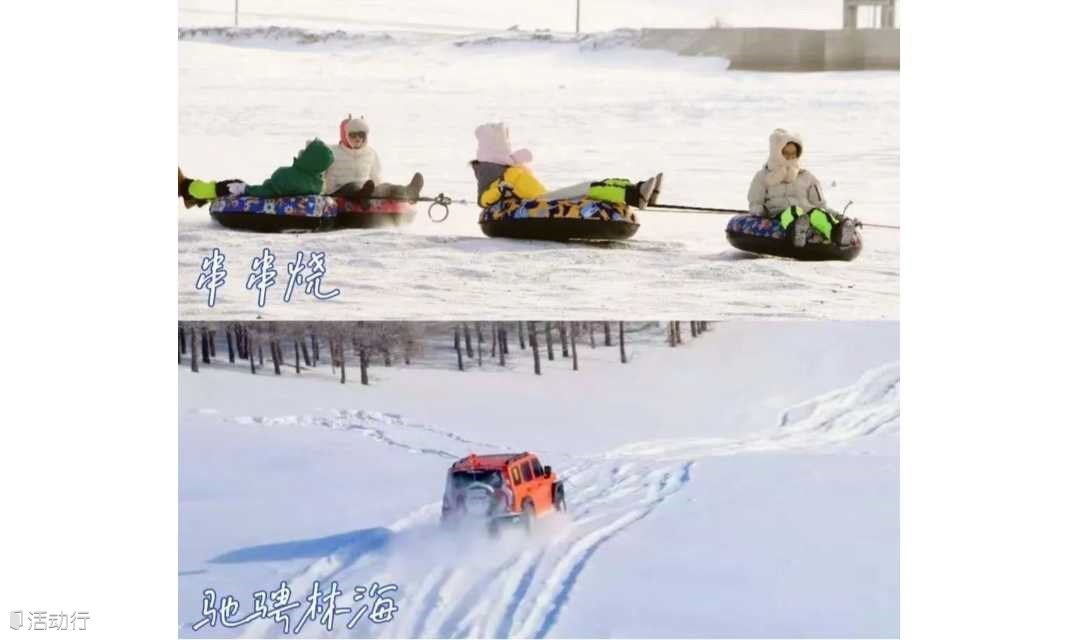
[747,128,854,247]
[323,115,423,203]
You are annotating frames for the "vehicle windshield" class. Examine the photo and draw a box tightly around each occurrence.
[451,470,503,489]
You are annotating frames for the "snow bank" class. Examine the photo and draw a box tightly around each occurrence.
[178,25,398,50]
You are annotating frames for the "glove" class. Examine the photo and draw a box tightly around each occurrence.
[215,180,247,197]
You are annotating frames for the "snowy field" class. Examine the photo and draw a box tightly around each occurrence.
[178,3,900,321]
[179,321,899,637]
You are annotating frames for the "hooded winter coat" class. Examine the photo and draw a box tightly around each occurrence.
[471,123,544,206]
[244,139,335,198]
[322,116,383,195]
[747,129,826,215]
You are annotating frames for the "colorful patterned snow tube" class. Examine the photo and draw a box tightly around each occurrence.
[209,196,416,232]
[725,213,862,261]
[479,197,640,242]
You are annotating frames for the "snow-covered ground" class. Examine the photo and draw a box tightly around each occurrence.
[179,321,899,637]
[178,13,899,321]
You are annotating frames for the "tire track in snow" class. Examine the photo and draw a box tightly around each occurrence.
[237,455,692,639]
[232,410,511,461]
[510,461,692,638]
[408,567,454,638]
[606,361,899,461]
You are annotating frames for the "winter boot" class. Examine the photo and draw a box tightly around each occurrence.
[636,176,657,210]
[790,214,810,248]
[178,168,208,209]
[647,172,663,206]
[356,180,376,206]
[404,172,424,202]
[835,218,856,246]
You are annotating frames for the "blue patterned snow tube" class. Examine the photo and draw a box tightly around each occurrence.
[725,213,862,261]
[209,196,415,232]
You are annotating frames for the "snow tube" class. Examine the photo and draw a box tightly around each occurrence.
[334,198,417,229]
[725,214,862,261]
[209,196,416,232]
[479,197,639,242]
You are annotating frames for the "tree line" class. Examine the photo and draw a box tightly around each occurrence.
[179,321,711,383]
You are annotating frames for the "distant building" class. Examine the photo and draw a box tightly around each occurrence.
[843,0,898,29]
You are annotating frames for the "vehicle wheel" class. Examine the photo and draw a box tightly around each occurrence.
[522,500,535,532]
[554,488,567,512]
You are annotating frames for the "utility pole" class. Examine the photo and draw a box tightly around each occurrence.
[575,0,580,34]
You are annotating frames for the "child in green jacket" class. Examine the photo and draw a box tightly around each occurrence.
[178,139,336,208]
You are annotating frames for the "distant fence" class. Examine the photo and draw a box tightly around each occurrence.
[639,27,899,71]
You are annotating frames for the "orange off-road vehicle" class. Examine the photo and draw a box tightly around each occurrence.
[441,452,566,532]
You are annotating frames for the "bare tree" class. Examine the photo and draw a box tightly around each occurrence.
[269,329,282,375]
[226,327,236,363]
[589,322,596,348]
[498,326,507,367]
[604,321,612,347]
[190,327,199,372]
[463,323,473,358]
[559,323,569,358]
[294,340,301,374]
[545,322,554,361]
[690,321,698,338]
[347,322,372,385]
[400,323,422,365]
[518,322,526,350]
[236,325,248,360]
[571,322,579,371]
[675,321,683,345]
[179,326,186,356]
[324,327,346,384]
[454,327,464,372]
[208,330,217,357]
[246,327,256,374]
[476,322,483,368]
[477,323,486,364]
[491,323,498,358]
[619,321,627,363]
[201,328,211,364]
[338,336,347,384]
[300,337,311,366]
[528,321,541,375]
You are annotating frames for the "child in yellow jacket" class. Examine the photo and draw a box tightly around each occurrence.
[470,123,660,209]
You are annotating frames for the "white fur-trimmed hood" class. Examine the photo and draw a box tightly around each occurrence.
[765,128,804,186]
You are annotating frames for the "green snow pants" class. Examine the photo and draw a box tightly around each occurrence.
[778,206,839,242]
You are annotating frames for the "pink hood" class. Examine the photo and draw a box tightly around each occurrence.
[339,115,370,150]
[474,122,533,166]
